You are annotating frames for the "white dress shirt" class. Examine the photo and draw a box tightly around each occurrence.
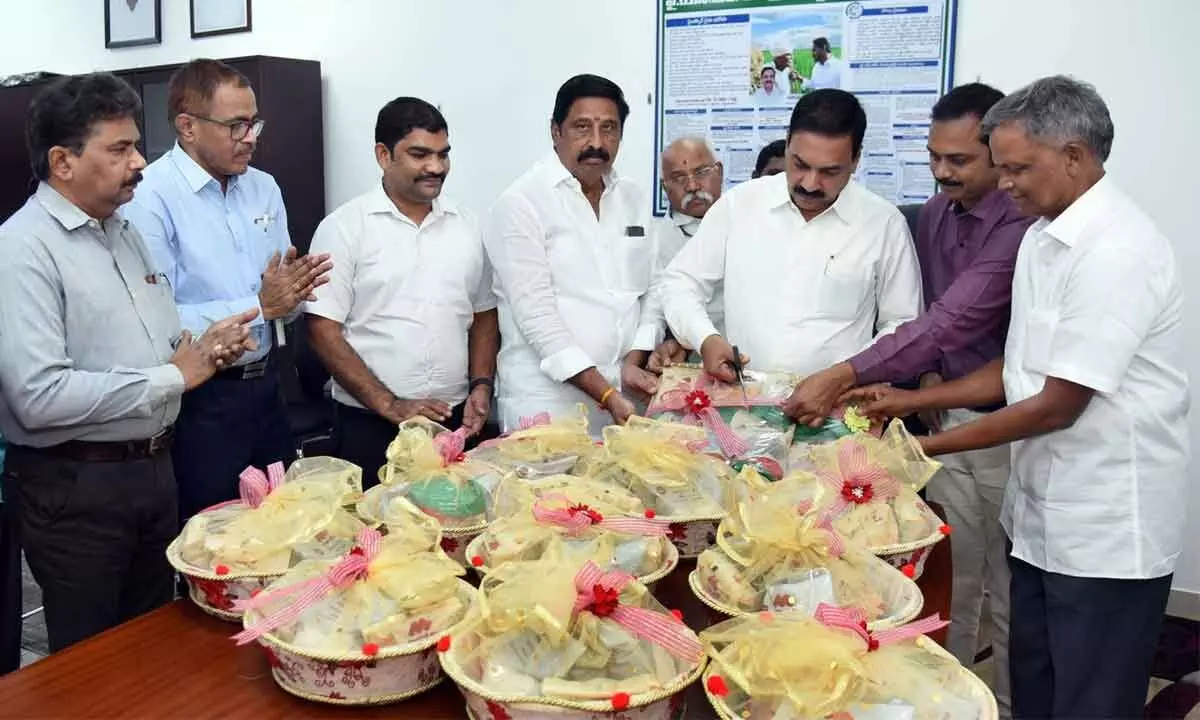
[486,153,659,434]
[650,212,724,341]
[754,84,791,105]
[810,57,845,90]
[662,173,920,377]
[304,186,496,409]
[1000,176,1189,580]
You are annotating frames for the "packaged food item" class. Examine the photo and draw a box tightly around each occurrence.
[439,559,705,717]
[467,404,597,478]
[701,605,997,720]
[234,527,477,704]
[646,364,797,481]
[467,474,677,581]
[691,469,922,627]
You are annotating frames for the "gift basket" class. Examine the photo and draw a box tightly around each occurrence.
[788,402,882,453]
[794,420,947,578]
[363,418,502,565]
[234,527,478,705]
[467,405,597,478]
[439,559,706,719]
[167,457,366,621]
[689,469,922,628]
[581,416,734,558]
[646,364,798,482]
[701,605,997,720]
[465,473,678,584]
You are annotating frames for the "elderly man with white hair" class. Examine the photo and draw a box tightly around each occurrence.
[849,75,1189,719]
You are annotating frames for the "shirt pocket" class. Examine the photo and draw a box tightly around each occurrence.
[1022,309,1058,375]
[816,263,874,319]
[615,235,654,292]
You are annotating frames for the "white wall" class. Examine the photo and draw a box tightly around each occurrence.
[2,0,1197,592]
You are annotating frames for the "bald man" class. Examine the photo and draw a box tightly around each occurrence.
[644,138,725,370]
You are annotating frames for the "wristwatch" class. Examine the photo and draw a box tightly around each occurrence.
[468,377,494,394]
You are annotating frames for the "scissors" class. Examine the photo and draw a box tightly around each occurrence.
[729,345,750,408]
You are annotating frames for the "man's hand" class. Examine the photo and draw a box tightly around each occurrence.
[604,392,637,426]
[170,308,260,390]
[647,338,689,375]
[259,247,334,321]
[781,362,856,426]
[917,373,945,433]
[382,397,451,425]
[699,335,749,384]
[621,360,660,403]
[839,383,919,423]
[461,385,492,437]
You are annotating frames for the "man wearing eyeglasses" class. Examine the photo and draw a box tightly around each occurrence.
[125,59,333,522]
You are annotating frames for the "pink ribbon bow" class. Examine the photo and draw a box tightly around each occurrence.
[813,603,948,651]
[649,374,752,458]
[815,440,901,515]
[573,561,702,663]
[433,428,469,466]
[237,462,285,509]
[532,494,669,537]
[231,527,383,645]
[518,412,552,430]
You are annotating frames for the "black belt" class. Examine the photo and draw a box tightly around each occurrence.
[215,355,270,381]
[19,426,175,463]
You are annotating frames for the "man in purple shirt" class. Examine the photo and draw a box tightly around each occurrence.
[785,83,1032,718]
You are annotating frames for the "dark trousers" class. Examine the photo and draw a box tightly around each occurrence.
[0,500,21,674]
[173,365,295,522]
[3,446,177,653]
[333,401,484,490]
[1008,552,1172,719]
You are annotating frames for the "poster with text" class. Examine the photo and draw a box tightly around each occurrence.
[654,0,958,214]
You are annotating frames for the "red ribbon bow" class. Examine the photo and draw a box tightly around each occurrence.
[573,562,702,663]
[816,440,900,515]
[813,603,948,651]
[237,461,285,509]
[532,494,670,537]
[231,527,383,645]
[433,428,469,466]
[650,374,750,458]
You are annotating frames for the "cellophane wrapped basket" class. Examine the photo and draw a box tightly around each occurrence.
[235,527,478,705]
[467,404,598,478]
[465,473,678,583]
[365,417,502,565]
[788,403,883,452]
[690,469,922,628]
[701,606,997,720]
[646,364,798,481]
[788,420,947,578]
[167,457,366,621]
[439,558,706,719]
[580,416,734,558]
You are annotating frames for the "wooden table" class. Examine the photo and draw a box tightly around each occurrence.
[0,522,950,718]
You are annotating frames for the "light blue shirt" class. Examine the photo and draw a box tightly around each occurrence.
[125,143,292,364]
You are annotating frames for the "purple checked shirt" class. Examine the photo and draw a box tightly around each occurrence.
[849,189,1033,385]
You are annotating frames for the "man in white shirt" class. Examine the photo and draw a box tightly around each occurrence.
[849,76,1188,719]
[809,38,844,90]
[753,67,789,105]
[486,74,660,434]
[661,89,921,400]
[305,97,498,484]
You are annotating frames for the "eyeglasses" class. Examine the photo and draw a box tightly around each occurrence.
[189,115,265,141]
[663,163,720,188]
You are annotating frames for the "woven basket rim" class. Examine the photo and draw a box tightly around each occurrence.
[166,535,288,582]
[701,637,999,720]
[686,565,923,632]
[270,667,445,705]
[439,635,706,713]
[249,579,478,661]
[463,534,680,584]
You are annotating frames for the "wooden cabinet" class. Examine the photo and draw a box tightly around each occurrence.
[0,55,325,253]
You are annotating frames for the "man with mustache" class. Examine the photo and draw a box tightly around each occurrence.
[486,74,659,434]
[754,66,789,105]
[125,59,332,522]
[785,83,1031,719]
[661,89,921,391]
[305,97,498,484]
[0,73,256,650]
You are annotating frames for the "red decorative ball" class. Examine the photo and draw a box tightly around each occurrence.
[670,609,683,622]
[939,523,952,536]
[436,635,452,653]
[867,637,880,652]
[611,692,631,711]
[644,509,656,519]
[470,555,485,567]
[706,674,730,697]
[901,563,916,578]
[249,588,262,598]
[214,565,229,576]
[361,642,379,657]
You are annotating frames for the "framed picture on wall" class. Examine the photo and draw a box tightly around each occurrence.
[190,0,252,39]
[105,0,162,49]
